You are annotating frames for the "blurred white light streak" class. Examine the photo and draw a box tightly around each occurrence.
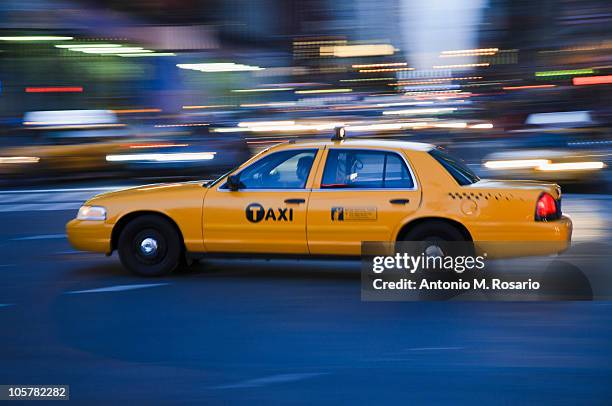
[231,88,293,93]
[118,53,175,57]
[0,36,73,41]
[238,121,296,127]
[55,44,121,49]
[433,122,467,128]
[433,63,489,69]
[382,107,457,115]
[0,156,40,164]
[320,44,395,57]
[352,62,407,68]
[295,88,352,94]
[484,159,551,169]
[536,162,605,171]
[106,152,216,162]
[177,63,263,72]
[78,48,153,54]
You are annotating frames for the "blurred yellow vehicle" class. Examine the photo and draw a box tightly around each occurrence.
[67,130,572,276]
[0,110,128,183]
[481,112,609,185]
[0,110,251,184]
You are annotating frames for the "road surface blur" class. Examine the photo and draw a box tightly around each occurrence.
[0,186,610,403]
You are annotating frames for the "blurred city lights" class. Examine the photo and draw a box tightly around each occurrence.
[25,87,83,93]
[573,75,612,85]
[526,111,592,125]
[176,63,264,72]
[182,105,234,110]
[485,159,551,169]
[352,63,407,68]
[231,88,293,93]
[440,48,499,57]
[535,68,594,77]
[55,44,121,48]
[432,63,489,69]
[358,67,414,73]
[433,122,468,128]
[22,110,118,126]
[503,85,557,90]
[106,152,216,162]
[154,123,209,128]
[319,44,395,57]
[382,107,458,115]
[117,53,176,57]
[112,109,162,114]
[295,88,352,94]
[0,36,73,41]
[0,156,40,164]
[75,48,153,54]
[0,0,611,190]
[238,121,296,127]
[536,161,605,171]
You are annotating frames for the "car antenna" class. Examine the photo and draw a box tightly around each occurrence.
[332,126,346,141]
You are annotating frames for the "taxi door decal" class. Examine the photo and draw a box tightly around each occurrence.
[331,206,377,221]
[246,202,294,223]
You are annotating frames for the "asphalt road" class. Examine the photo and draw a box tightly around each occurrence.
[0,187,611,404]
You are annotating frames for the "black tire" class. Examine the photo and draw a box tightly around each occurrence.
[400,221,467,256]
[401,221,465,242]
[117,214,183,276]
[400,221,471,300]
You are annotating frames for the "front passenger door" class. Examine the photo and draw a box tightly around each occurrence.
[203,148,319,254]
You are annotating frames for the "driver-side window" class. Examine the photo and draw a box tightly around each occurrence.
[226,149,317,189]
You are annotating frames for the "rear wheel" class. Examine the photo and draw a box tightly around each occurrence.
[400,221,472,300]
[401,221,467,255]
[118,215,183,276]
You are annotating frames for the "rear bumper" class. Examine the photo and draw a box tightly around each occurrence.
[470,215,573,257]
[66,219,113,254]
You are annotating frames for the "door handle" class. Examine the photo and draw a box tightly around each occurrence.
[389,198,410,205]
[285,198,306,204]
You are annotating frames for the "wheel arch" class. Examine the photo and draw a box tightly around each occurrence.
[395,216,473,242]
[111,210,186,252]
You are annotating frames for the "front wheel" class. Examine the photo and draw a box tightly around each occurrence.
[118,215,183,276]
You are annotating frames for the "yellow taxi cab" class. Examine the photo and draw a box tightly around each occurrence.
[66,129,572,276]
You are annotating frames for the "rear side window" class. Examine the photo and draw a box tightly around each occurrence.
[429,148,479,186]
[321,149,414,189]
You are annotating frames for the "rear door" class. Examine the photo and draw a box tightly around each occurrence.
[307,148,421,255]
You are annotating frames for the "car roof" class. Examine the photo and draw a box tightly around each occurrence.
[273,138,435,151]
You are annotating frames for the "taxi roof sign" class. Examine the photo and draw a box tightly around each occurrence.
[332,126,346,141]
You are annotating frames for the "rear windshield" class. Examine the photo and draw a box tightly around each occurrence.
[429,148,480,186]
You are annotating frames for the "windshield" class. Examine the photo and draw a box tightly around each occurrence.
[429,148,480,186]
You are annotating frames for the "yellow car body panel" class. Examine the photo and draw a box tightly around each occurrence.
[68,182,207,253]
[66,138,572,258]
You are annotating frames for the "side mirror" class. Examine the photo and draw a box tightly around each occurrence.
[226,174,241,191]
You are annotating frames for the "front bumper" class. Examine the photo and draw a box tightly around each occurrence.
[66,219,113,254]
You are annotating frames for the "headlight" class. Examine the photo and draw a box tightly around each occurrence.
[77,205,106,221]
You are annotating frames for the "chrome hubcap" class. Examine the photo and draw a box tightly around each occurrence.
[425,244,444,257]
[140,237,158,256]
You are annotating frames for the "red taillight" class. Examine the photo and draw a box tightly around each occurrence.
[535,192,558,221]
